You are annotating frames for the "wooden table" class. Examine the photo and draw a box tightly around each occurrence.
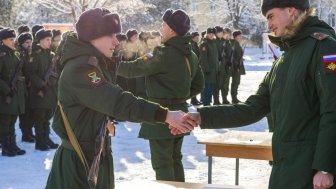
[198,131,273,185]
[116,180,247,189]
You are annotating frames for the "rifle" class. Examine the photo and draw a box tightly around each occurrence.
[38,55,59,98]
[5,54,25,104]
[87,117,109,189]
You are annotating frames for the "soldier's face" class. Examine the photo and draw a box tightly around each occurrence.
[21,39,32,50]
[90,34,119,58]
[192,36,199,43]
[160,22,175,43]
[266,7,296,37]
[40,37,52,49]
[2,38,16,49]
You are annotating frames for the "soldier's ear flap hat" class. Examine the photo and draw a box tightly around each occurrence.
[261,0,310,16]
[163,9,190,36]
[18,32,32,45]
[206,27,216,34]
[0,28,16,40]
[126,29,138,40]
[32,24,44,39]
[35,29,53,41]
[76,8,121,42]
[233,30,242,38]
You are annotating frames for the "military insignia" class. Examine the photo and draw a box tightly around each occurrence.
[322,54,336,74]
[87,71,104,86]
[311,32,329,41]
[143,53,153,61]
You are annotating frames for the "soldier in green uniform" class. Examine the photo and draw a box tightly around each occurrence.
[180,0,336,188]
[213,26,225,105]
[118,9,204,182]
[45,8,197,189]
[17,32,35,142]
[199,27,218,106]
[0,28,26,156]
[190,31,202,105]
[28,29,59,151]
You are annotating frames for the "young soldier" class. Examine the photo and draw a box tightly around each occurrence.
[0,28,26,156]
[17,32,35,142]
[213,26,225,105]
[45,8,197,189]
[28,29,59,151]
[118,9,204,182]
[183,0,336,188]
[199,27,218,106]
[190,31,202,105]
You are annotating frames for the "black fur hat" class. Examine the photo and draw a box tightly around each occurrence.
[163,9,190,36]
[126,29,138,40]
[18,32,32,44]
[35,29,53,41]
[18,25,30,35]
[0,28,16,40]
[261,0,310,16]
[76,8,121,42]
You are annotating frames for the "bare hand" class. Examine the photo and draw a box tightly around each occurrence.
[313,171,334,189]
[165,111,196,134]
[169,112,201,135]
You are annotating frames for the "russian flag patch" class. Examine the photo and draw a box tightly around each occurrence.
[322,54,336,74]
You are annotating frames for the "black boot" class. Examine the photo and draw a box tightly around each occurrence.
[45,135,59,149]
[10,135,26,155]
[232,96,241,104]
[1,136,16,157]
[35,130,49,151]
[222,97,230,104]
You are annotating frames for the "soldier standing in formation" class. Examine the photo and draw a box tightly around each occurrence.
[190,31,202,106]
[0,28,26,156]
[28,29,58,151]
[118,9,204,182]
[213,26,225,105]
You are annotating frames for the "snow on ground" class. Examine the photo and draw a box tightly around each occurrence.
[0,48,274,189]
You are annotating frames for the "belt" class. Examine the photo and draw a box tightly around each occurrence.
[149,98,186,106]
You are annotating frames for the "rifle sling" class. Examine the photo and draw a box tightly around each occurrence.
[58,101,90,176]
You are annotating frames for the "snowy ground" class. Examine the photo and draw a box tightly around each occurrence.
[0,48,274,189]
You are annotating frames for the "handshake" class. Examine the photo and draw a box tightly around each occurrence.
[165,111,201,135]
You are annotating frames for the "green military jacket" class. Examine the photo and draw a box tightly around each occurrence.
[215,38,224,61]
[231,40,246,75]
[118,36,204,139]
[198,16,336,189]
[28,45,57,109]
[199,38,219,84]
[190,40,200,58]
[46,33,168,189]
[0,44,25,114]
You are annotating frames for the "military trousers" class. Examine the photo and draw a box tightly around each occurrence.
[220,70,241,100]
[202,83,215,106]
[149,137,185,182]
[0,114,18,137]
[31,108,53,136]
[19,96,34,136]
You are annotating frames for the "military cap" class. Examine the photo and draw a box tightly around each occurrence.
[32,24,44,38]
[126,29,138,40]
[35,29,53,41]
[17,32,32,44]
[0,28,16,40]
[233,30,242,38]
[76,8,121,42]
[261,0,310,16]
[17,25,30,34]
[191,32,199,38]
[206,27,216,34]
[215,26,224,33]
[163,9,190,36]
[116,33,127,42]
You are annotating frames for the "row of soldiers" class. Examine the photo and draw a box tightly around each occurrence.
[191,26,245,106]
[0,24,61,156]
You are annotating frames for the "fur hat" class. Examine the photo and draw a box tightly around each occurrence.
[76,8,121,42]
[162,9,190,36]
[215,26,224,33]
[17,32,32,44]
[17,25,30,35]
[52,29,62,39]
[0,28,16,40]
[32,24,44,39]
[233,30,242,38]
[261,0,310,16]
[191,32,199,38]
[35,29,53,41]
[116,33,127,42]
[206,27,216,34]
[126,29,138,40]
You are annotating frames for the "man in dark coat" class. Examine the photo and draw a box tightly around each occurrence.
[180,0,336,188]
[45,8,197,189]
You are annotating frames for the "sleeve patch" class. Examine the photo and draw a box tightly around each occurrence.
[322,54,336,74]
[87,71,106,87]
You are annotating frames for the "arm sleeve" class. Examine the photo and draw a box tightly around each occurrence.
[198,72,271,129]
[28,55,45,89]
[311,39,336,174]
[190,63,205,98]
[0,59,11,95]
[62,62,167,123]
[199,44,210,73]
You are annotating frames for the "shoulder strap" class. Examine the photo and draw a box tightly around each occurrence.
[57,101,90,175]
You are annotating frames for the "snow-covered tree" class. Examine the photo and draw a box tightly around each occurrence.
[0,0,14,27]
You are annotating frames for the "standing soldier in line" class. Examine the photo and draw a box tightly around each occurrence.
[118,9,204,182]
[213,26,225,105]
[45,8,197,189]
[0,28,26,156]
[190,31,202,105]
[51,29,62,53]
[115,33,128,91]
[28,29,58,151]
[229,30,245,103]
[17,32,35,143]
[199,27,218,106]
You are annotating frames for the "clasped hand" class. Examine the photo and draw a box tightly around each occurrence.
[165,111,201,135]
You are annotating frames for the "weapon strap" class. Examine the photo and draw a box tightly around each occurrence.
[58,101,89,175]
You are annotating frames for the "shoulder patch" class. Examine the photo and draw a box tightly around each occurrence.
[87,71,105,87]
[322,54,336,74]
[311,32,329,41]
[87,56,98,67]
